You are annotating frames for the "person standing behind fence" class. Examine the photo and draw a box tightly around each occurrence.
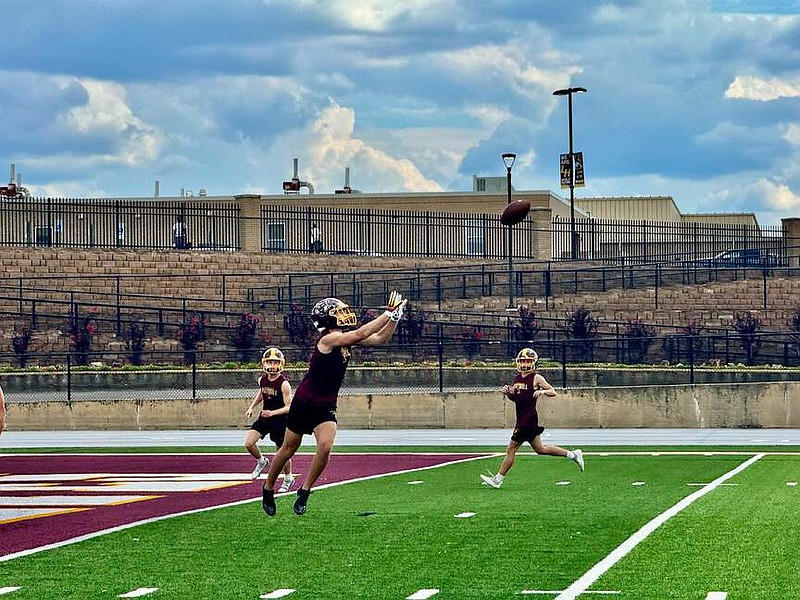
[173,217,187,249]
[310,223,322,253]
[245,348,295,492]
[261,291,407,517]
[479,348,584,489]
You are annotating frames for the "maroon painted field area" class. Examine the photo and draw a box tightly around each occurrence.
[0,453,481,559]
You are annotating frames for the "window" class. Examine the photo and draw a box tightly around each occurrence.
[465,217,484,255]
[266,222,285,252]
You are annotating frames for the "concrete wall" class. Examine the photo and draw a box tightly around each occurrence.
[5,381,799,431]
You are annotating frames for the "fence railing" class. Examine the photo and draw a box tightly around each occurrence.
[252,259,800,313]
[0,196,791,262]
[1,331,798,402]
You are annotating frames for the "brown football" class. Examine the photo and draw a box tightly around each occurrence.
[500,200,531,226]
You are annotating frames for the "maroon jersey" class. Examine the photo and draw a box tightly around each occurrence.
[508,372,539,429]
[258,374,288,411]
[293,343,351,408]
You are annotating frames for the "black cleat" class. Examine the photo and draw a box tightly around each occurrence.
[294,488,310,515]
[262,488,276,517]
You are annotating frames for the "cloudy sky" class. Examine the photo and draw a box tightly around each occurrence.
[1,0,798,224]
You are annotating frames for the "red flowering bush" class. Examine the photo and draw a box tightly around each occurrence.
[230,312,260,362]
[461,327,483,360]
[69,314,98,365]
[178,313,206,364]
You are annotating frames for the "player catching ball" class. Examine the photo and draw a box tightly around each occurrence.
[262,290,407,516]
[480,348,584,489]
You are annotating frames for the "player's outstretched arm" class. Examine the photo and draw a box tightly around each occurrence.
[323,291,406,349]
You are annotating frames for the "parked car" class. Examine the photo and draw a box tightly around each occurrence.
[691,248,780,268]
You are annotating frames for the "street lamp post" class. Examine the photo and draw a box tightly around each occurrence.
[502,152,517,309]
[553,86,587,260]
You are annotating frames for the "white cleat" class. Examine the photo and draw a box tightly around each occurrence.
[278,475,295,493]
[479,474,502,489]
[251,457,268,479]
[573,449,585,472]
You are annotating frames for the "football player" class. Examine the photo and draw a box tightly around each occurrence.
[245,348,294,492]
[262,291,407,516]
[480,348,584,489]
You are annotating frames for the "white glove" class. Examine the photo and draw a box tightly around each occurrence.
[389,299,408,322]
[387,290,404,311]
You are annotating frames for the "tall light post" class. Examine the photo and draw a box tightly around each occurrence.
[502,152,517,309]
[553,86,587,260]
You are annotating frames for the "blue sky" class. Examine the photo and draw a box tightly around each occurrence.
[2,0,798,225]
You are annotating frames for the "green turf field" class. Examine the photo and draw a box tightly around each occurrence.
[1,450,797,599]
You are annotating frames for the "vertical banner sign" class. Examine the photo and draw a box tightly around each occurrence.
[573,152,586,187]
[559,153,571,189]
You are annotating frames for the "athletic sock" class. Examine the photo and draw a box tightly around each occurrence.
[566,451,576,460]
[495,473,505,483]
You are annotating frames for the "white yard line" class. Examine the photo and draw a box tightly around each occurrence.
[406,590,439,599]
[705,593,728,600]
[0,588,21,596]
[118,588,158,598]
[259,590,295,599]
[554,453,764,600]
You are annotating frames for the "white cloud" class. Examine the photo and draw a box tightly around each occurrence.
[296,101,443,192]
[64,79,164,166]
[725,75,800,101]
[748,178,800,210]
[264,0,452,31]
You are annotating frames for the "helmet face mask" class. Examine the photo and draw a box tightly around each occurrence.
[311,297,357,331]
[515,348,538,374]
[261,347,285,375]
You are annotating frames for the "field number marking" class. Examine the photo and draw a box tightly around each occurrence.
[259,590,295,599]
[554,453,764,600]
[118,589,159,598]
[706,593,727,599]
[407,590,439,599]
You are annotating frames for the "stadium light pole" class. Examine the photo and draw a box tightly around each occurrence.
[502,152,517,309]
[553,86,587,260]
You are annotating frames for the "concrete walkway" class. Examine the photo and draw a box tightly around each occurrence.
[2,428,800,448]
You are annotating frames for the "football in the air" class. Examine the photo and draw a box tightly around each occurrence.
[500,200,531,226]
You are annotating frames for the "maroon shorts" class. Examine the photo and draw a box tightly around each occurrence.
[511,425,545,444]
[287,401,337,436]
[250,417,287,447]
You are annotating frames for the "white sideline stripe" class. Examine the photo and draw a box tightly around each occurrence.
[0,454,489,563]
[706,593,728,600]
[118,588,158,598]
[687,483,738,487]
[554,453,764,600]
[407,590,439,599]
[259,589,295,599]
[522,592,619,595]
[0,588,21,595]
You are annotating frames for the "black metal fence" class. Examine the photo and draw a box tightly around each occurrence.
[0,197,240,250]
[553,216,786,262]
[1,329,798,403]
[0,196,790,262]
[250,260,800,312]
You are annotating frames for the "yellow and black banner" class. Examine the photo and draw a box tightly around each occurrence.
[559,153,571,189]
[559,152,586,188]
[573,151,585,187]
